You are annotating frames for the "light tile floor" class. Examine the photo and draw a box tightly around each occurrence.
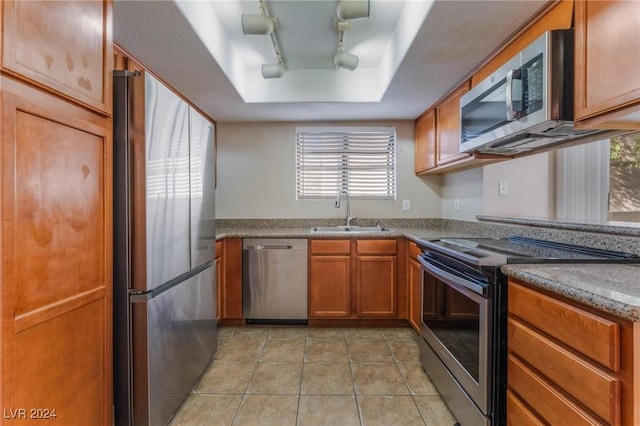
[169,326,457,426]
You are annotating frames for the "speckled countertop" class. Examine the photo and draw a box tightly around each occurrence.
[213,218,640,322]
[502,264,640,321]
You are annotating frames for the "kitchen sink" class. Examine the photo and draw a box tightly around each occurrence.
[310,226,394,233]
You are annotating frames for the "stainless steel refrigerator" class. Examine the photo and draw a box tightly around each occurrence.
[113,70,217,426]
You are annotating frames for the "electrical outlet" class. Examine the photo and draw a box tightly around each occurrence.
[454,199,460,211]
[402,199,410,211]
[499,181,508,196]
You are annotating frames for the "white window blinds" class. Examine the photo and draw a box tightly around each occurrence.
[296,127,396,199]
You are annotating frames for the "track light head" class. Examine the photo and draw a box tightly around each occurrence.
[261,62,285,79]
[334,50,359,71]
[242,13,278,35]
[336,0,370,21]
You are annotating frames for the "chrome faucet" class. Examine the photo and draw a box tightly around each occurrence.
[335,189,355,226]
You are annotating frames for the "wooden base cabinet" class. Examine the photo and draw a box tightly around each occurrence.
[309,239,397,320]
[507,279,638,426]
[215,240,223,322]
[309,241,352,318]
[217,238,243,322]
[408,242,423,332]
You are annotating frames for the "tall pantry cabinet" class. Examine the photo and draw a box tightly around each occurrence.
[1,2,113,425]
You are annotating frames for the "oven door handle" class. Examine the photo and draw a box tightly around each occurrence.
[418,255,487,297]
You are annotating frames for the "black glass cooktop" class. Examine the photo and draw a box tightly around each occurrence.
[419,236,640,266]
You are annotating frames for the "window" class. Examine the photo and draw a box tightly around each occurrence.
[556,131,640,223]
[296,127,396,200]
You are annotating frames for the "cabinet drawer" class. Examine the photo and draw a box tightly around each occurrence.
[506,390,545,426]
[215,240,223,256]
[509,281,620,371]
[310,239,351,255]
[508,355,602,426]
[408,241,422,260]
[356,239,396,255]
[508,318,620,424]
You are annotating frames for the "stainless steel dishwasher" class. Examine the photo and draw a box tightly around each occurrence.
[242,238,308,325]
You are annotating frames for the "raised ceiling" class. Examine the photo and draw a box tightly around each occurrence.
[113,0,549,123]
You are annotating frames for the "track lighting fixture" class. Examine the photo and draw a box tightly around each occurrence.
[334,47,358,71]
[333,24,358,71]
[261,60,285,79]
[242,0,286,79]
[241,13,277,35]
[336,0,370,21]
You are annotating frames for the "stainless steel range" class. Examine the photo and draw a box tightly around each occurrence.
[415,236,640,426]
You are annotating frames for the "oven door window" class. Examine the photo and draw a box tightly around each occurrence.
[423,275,481,382]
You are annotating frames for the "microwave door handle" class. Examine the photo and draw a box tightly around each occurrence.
[506,69,522,121]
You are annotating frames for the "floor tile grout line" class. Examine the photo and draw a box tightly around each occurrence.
[186,327,447,425]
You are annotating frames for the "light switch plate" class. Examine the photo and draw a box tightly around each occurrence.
[402,199,410,210]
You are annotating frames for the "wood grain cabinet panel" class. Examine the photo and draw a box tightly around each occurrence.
[1,87,112,425]
[356,255,396,317]
[310,239,351,255]
[436,82,470,166]
[574,0,640,125]
[510,281,620,370]
[1,0,112,114]
[508,279,638,426]
[508,318,620,424]
[508,354,601,426]
[506,391,545,426]
[415,109,436,173]
[215,240,223,322]
[357,239,396,255]
[309,239,398,320]
[222,238,243,320]
[408,242,423,332]
[309,255,352,318]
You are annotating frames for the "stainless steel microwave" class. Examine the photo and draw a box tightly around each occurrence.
[458,30,599,155]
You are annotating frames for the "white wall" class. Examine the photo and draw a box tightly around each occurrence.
[441,168,484,221]
[483,152,556,220]
[440,152,556,221]
[215,121,442,219]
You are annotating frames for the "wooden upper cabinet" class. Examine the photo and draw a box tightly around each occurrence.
[1,0,112,115]
[574,0,640,128]
[436,82,470,166]
[415,109,436,173]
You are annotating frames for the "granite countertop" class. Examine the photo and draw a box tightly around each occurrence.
[214,220,640,322]
[502,264,640,322]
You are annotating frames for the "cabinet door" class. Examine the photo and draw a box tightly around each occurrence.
[574,0,640,122]
[356,255,397,317]
[437,83,470,166]
[215,257,223,322]
[1,0,112,114]
[415,109,436,173]
[309,255,352,318]
[222,238,243,320]
[1,84,112,426]
[408,259,422,332]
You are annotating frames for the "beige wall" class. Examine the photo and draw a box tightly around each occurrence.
[440,152,556,221]
[215,121,442,219]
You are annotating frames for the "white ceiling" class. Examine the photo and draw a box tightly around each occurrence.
[113,0,549,123]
